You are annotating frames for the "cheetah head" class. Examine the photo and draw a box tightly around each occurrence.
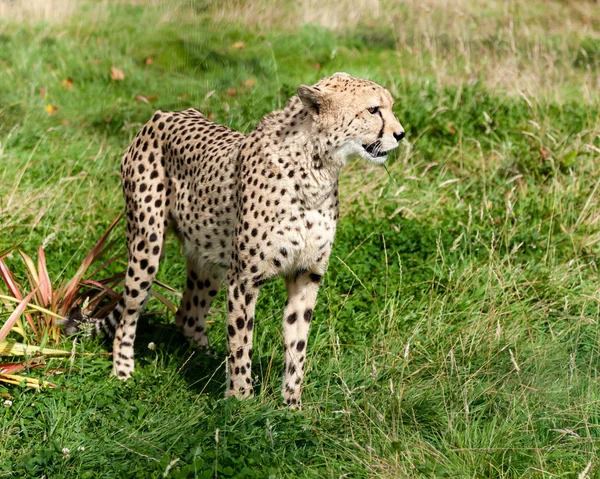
[297,72,405,165]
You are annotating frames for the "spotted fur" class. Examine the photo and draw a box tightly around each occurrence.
[71,73,404,408]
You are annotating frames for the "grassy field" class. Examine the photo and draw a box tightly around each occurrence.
[2,0,600,477]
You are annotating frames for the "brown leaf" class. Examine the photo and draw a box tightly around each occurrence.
[208,113,215,120]
[313,62,321,70]
[45,104,58,115]
[145,56,153,65]
[110,66,125,81]
[135,94,158,103]
[540,147,550,161]
[39,87,47,97]
[241,78,255,88]
[231,41,245,50]
[104,117,112,123]
[227,88,237,96]
[61,77,74,91]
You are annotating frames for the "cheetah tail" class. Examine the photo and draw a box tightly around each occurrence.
[59,302,124,338]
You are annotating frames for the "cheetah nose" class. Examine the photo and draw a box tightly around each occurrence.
[394,131,405,142]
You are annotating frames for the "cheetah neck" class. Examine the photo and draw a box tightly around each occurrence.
[256,96,343,204]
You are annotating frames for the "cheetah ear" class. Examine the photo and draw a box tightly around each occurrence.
[297,85,325,117]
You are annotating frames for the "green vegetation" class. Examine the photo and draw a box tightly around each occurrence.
[1,0,600,477]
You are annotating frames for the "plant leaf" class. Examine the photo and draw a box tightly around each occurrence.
[37,246,53,306]
[0,357,46,374]
[0,259,37,334]
[0,341,72,357]
[0,294,65,320]
[0,289,36,343]
[19,250,43,306]
[149,289,178,314]
[59,215,121,313]
[0,373,56,389]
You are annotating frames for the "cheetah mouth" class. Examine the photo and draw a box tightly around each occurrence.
[362,143,390,161]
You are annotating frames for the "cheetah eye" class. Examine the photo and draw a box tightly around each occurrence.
[367,106,380,115]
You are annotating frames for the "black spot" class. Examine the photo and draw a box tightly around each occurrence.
[247,317,254,331]
[245,293,253,305]
[304,309,313,322]
[236,317,245,329]
[287,312,298,324]
[228,325,236,337]
[296,340,305,352]
[309,273,322,283]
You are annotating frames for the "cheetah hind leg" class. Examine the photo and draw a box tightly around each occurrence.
[176,258,224,350]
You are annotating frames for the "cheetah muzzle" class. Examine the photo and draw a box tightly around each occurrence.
[68,72,405,409]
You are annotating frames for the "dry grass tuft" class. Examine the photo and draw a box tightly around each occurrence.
[0,0,78,22]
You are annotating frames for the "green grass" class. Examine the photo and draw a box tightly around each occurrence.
[2,0,600,477]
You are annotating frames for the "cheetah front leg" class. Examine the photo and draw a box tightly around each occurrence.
[176,259,224,347]
[225,269,259,399]
[281,272,321,409]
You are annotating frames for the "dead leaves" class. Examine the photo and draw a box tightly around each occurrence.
[135,94,157,104]
[231,41,245,50]
[110,66,125,81]
[61,77,74,91]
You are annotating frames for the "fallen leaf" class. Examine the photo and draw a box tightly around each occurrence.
[62,119,69,126]
[145,56,153,65]
[241,78,255,88]
[227,88,237,96]
[39,87,47,97]
[313,62,321,70]
[104,117,112,123]
[231,41,245,49]
[45,104,58,115]
[208,113,215,120]
[61,77,74,91]
[135,94,157,103]
[110,66,125,81]
[540,147,550,161]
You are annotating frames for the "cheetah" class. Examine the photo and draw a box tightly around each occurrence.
[70,73,404,408]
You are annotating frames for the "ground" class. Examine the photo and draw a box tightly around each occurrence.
[1,0,600,477]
